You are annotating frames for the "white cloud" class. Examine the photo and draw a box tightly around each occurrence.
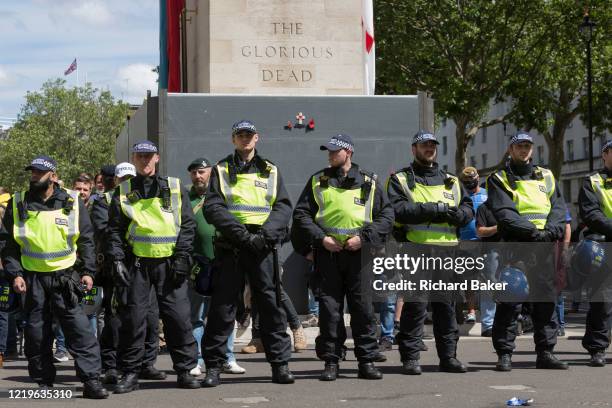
[0,66,14,88]
[46,0,113,27]
[70,1,113,26]
[116,63,158,103]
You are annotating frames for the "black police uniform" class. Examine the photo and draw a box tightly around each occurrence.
[90,192,161,378]
[106,174,198,383]
[202,151,293,376]
[578,168,612,360]
[387,161,474,367]
[292,164,394,367]
[0,185,103,388]
[487,160,567,361]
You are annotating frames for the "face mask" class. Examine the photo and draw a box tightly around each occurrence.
[463,180,478,190]
[29,178,52,194]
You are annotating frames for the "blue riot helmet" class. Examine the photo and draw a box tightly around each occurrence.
[497,266,530,303]
[568,240,607,290]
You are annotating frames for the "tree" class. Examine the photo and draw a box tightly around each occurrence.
[375,0,556,172]
[508,0,611,178]
[0,79,128,191]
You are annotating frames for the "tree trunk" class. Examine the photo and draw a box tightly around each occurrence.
[454,116,469,174]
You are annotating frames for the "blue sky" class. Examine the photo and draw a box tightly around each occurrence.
[0,0,159,128]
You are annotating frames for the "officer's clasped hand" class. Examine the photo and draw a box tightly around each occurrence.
[247,232,267,252]
[446,206,462,225]
[534,230,552,242]
[112,261,130,287]
[171,256,191,287]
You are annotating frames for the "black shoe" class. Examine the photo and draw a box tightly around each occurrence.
[357,362,383,380]
[401,360,422,375]
[140,365,167,380]
[177,372,200,389]
[83,379,109,399]
[319,362,338,381]
[372,352,387,362]
[495,354,512,372]
[271,364,295,384]
[590,351,606,367]
[481,329,493,338]
[37,382,53,388]
[379,337,393,352]
[101,369,120,385]
[419,341,429,351]
[202,367,221,388]
[557,326,566,337]
[114,372,139,394]
[536,351,569,370]
[439,358,467,373]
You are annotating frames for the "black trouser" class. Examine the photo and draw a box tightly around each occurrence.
[314,249,378,363]
[397,300,458,361]
[23,270,101,384]
[100,283,160,371]
[251,286,301,337]
[583,302,612,353]
[117,258,197,374]
[492,301,558,354]
[204,247,291,368]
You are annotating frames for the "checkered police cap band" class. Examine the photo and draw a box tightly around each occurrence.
[31,158,56,171]
[509,133,533,145]
[132,142,158,153]
[329,137,354,151]
[232,121,257,134]
[602,140,612,153]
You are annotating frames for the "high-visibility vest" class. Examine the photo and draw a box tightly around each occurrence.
[393,170,461,245]
[589,173,612,218]
[493,166,554,230]
[312,171,376,244]
[217,161,278,225]
[119,177,182,258]
[13,189,80,272]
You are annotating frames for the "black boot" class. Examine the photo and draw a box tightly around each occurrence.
[114,372,139,394]
[202,367,221,388]
[439,358,468,373]
[319,362,338,381]
[536,351,569,370]
[101,369,120,385]
[140,365,167,380]
[401,360,422,375]
[177,372,200,389]
[357,362,383,380]
[372,352,387,362]
[271,364,295,384]
[495,354,512,372]
[83,379,109,399]
[590,351,606,367]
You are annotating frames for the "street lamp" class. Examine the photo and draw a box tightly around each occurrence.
[579,11,596,172]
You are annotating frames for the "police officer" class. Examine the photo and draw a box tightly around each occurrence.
[292,134,394,381]
[0,155,108,398]
[106,141,200,392]
[487,132,568,371]
[202,120,294,386]
[578,139,612,367]
[386,131,473,375]
[90,163,165,384]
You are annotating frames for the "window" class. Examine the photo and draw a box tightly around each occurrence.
[482,127,487,143]
[470,155,477,167]
[537,145,544,164]
[481,153,487,168]
[563,180,572,203]
[583,137,589,159]
[470,136,475,146]
[566,140,574,161]
[442,136,448,155]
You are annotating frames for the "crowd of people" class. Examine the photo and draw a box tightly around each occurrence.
[0,121,610,399]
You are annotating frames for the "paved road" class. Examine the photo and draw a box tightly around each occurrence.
[1,313,610,408]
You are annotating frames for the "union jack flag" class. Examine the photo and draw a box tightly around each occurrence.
[64,58,77,76]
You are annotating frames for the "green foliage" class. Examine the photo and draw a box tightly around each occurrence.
[0,79,128,191]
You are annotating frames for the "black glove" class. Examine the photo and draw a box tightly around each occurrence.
[59,271,84,309]
[422,202,448,217]
[112,261,130,287]
[247,232,267,253]
[533,230,552,242]
[446,206,462,225]
[171,256,191,287]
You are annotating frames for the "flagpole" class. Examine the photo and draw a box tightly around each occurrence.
[76,60,79,88]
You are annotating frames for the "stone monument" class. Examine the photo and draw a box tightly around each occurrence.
[184,0,364,94]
